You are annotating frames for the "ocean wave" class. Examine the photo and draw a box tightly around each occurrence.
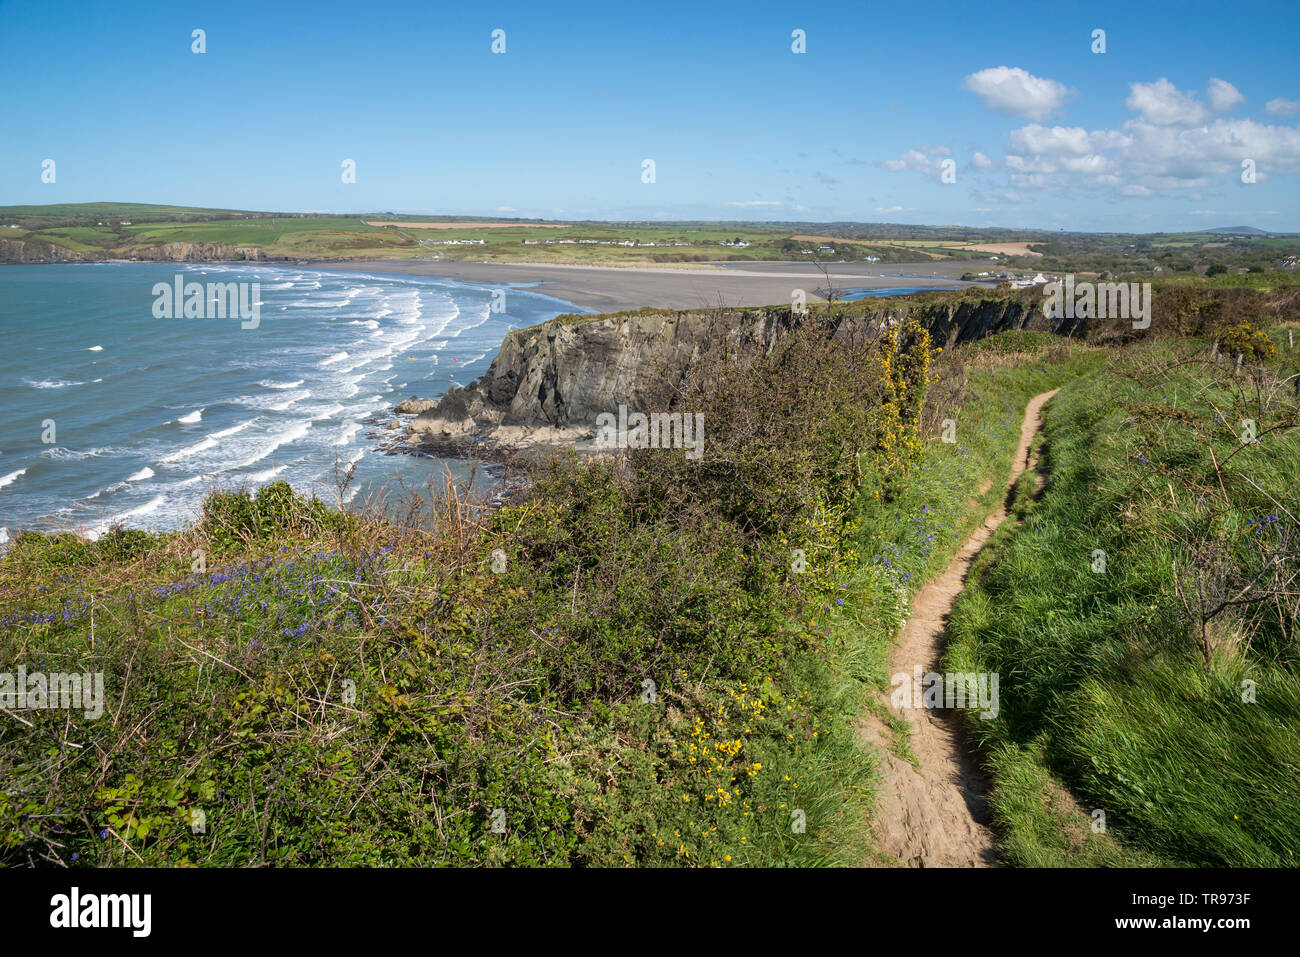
[421,296,460,338]
[291,297,350,308]
[87,345,104,352]
[160,436,218,462]
[232,419,313,469]
[246,464,288,482]
[41,446,117,461]
[0,468,26,489]
[234,390,307,411]
[319,351,349,367]
[450,302,492,337]
[334,357,373,375]
[304,402,345,420]
[126,467,156,482]
[23,377,85,389]
[209,417,259,439]
[258,379,304,390]
[176,409,203,424]
[332,422,362,446]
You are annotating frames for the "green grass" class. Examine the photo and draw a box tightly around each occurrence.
[945,331,1300,866]
[0,313,936,867]
[796,333,1106,860]
[0,202,258,226]
[1,283,1293,867]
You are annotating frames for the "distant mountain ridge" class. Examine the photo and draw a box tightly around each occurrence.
[1207,226,1272,235]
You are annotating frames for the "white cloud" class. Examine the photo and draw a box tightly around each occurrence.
[1006,154,1057,174]
[874,205,912,213]
[964,66,1071,121]
[495,205,517,212]
[881,148,948,176]
[1008,172,1049,189]
[970,151,994,170]
[1009,124,1129,156]
[1266,97,1300,116]
[1126,78,1208,126]
[993,114,1300,198]
[1208,78,1244,112]
[1122,117,1300,184]
[1060,154,1113,174]
[721,200,782,207]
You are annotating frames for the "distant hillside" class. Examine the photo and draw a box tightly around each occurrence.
[0,203,1296,270]
[0,203,1048,267]
[0,202,261,227]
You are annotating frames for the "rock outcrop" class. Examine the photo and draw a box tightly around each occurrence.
[400,293,1075,455]
[0,239,268,264]
[126,242,265,262]
[0,239,95,263]
[394,397,438,414]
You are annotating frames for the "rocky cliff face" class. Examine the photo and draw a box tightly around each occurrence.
[402,294,1075,453]
[0,239,267,263]
[0,239,95,263]
[126,242,266,262]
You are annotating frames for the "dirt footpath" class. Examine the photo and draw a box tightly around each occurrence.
[858,389,1059,867]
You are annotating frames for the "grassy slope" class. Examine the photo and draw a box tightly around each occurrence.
[946,328,1300,866]
[0,203,257,225]
[2,302,1293,867]
[0,318,939,867]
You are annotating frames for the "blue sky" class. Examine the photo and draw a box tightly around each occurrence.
[2,0,1298,231]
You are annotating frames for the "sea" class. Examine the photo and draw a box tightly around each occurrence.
[0,263,585,537]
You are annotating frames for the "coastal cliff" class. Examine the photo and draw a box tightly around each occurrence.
[126,242,267,262]
[398,291,1075,454]
[0,239,267,263]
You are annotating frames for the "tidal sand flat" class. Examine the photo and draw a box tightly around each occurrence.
[308,259,980,313]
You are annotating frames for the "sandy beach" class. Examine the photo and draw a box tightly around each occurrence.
[304,259,985,313]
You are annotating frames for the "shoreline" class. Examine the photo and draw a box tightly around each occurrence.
[1,256,987,313]
[302,258,983,312]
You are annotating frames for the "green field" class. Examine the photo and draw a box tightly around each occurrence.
[5,202,1297,273]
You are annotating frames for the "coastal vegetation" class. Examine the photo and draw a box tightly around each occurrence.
[946,325,1300,866]
[1,278,1296,867]
[1,307,938,865]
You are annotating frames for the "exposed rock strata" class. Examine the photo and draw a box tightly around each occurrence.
[400,295,1077,456]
